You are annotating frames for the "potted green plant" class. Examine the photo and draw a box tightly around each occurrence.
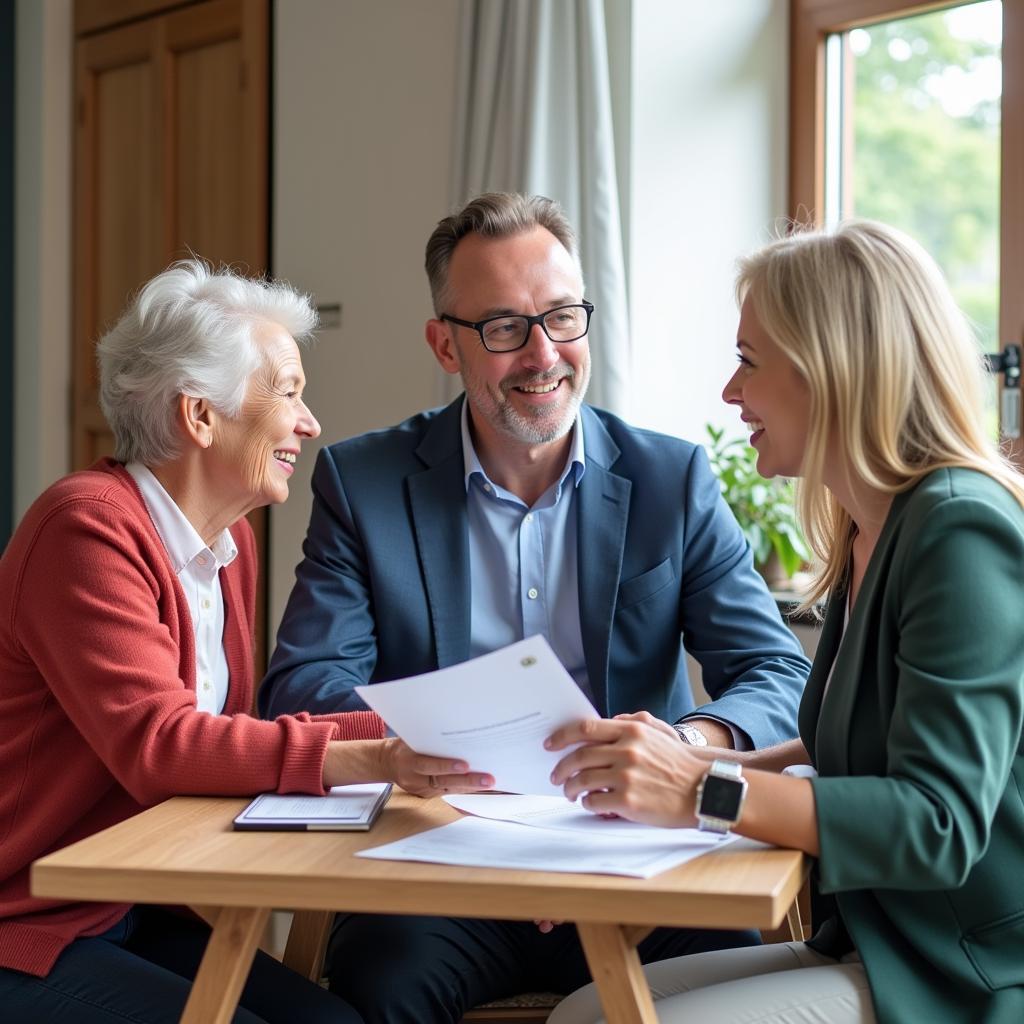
[704,423,811,585]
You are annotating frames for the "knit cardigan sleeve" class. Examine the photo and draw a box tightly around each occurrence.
[9,486,383,803]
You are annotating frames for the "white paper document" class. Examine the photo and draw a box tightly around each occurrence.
[355,636,599,796]
[444,794,734,844]
[358,814,736,878]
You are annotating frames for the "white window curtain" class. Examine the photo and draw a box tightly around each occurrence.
[443,0,630,416]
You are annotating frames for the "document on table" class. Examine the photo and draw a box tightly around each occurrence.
[444,793,731,843]
[358,815,736,879]
[355,636,598,796]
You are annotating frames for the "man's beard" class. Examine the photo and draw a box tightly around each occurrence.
[464,361,590,445]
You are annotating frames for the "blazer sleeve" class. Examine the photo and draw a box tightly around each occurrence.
[813,492,1024,892]
[260,446,380,717]
[676,445,810,747]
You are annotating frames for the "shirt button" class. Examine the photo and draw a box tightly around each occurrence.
[202,598,211,610]
[483,483,493,493]
[196,556,207,567]
[203,680,212,691]
[524,513,534,523]
[527,587,539,600]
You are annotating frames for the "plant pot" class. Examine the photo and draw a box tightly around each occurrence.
[756,551,788,589]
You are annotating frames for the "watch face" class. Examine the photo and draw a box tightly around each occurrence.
[699,774,744,820]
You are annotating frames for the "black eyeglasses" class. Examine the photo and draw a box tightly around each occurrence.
[441,301,595,353]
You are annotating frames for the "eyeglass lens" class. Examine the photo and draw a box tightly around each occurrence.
[482,306,589,351]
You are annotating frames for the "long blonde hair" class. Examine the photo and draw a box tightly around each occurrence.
[736,220,1024,607]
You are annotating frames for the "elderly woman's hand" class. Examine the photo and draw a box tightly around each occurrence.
[545,717,706,828]
[378,737,495,797]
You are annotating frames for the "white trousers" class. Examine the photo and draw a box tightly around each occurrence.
[547,941,875,1024]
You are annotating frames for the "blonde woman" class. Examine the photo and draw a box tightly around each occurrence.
[545,221,1024,1024]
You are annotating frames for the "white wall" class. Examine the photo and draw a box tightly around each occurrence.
[269,0,790,637]
[14,0,72,517]
[11,0,790,644]
[628,0,789,444]
[271,0,461,628]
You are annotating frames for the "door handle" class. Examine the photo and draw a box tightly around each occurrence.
[986,344,1021,440]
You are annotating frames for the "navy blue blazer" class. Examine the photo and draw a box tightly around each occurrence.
[261,398,808,747]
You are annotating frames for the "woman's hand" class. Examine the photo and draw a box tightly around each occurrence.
[322,738,494,797]
[546,717,707,828]
[377,737,495,798]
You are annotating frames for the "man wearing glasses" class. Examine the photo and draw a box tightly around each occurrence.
[262,192,809,1023]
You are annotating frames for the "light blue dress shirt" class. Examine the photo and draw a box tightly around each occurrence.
[460,404,592,706]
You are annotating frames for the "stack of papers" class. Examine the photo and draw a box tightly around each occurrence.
[359,794,736,878]
[354,636,736,878]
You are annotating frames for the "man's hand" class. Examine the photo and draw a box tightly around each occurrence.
[612,710,678,737]
[378,737,495,797]
[546,717,706,828]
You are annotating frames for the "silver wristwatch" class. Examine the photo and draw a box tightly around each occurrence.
[695,759,748,834]
[672,722,708,746]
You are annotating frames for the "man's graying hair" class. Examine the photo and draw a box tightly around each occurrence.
[425,192,581,315]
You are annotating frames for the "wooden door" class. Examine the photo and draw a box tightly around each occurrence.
[74,0,271,666]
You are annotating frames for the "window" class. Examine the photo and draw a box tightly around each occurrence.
[790,0,1023,448]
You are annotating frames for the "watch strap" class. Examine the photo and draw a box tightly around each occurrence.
[673,722,708,746]
[709,759,742,780]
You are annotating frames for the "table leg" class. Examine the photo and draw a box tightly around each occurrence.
[189,906,221,928]
[283,909,334,982]
[576,922,658,1024]
[180,906,270,1024]
[786,895,804,942]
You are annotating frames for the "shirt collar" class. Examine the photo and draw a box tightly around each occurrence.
[460,400,586,494]
[125,462,238,575]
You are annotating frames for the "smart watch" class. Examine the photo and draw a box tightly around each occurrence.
[672,722,708,746]
[695,759,748,834]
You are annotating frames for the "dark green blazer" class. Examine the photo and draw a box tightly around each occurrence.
[801,468,1024,1024]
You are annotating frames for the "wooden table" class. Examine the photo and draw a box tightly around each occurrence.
[32,793,805,1024]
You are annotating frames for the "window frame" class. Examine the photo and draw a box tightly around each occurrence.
[789,0,1023,458]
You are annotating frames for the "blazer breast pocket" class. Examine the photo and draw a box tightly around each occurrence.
[616,557,675,611]
[961,907,1024,990]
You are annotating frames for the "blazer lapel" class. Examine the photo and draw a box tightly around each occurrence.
[798,591,845,758]
[577,409,631,716]
[813,494,911,775]
[407,399,471,669]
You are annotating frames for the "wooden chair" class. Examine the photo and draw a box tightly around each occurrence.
[280,878,811,1024]
[461,995,562,1023]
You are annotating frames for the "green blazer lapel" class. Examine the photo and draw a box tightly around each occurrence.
[798,592,845,761]
[813,493,912,775]
[814,591,863,776]
[577,408,631,716]
[407,399,471,669]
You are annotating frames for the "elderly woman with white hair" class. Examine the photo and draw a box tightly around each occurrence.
[0,260,490,1023]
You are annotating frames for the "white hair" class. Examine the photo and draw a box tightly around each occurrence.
[98,259,317,465]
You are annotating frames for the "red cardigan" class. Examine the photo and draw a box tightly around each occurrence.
[0,460,385,976]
